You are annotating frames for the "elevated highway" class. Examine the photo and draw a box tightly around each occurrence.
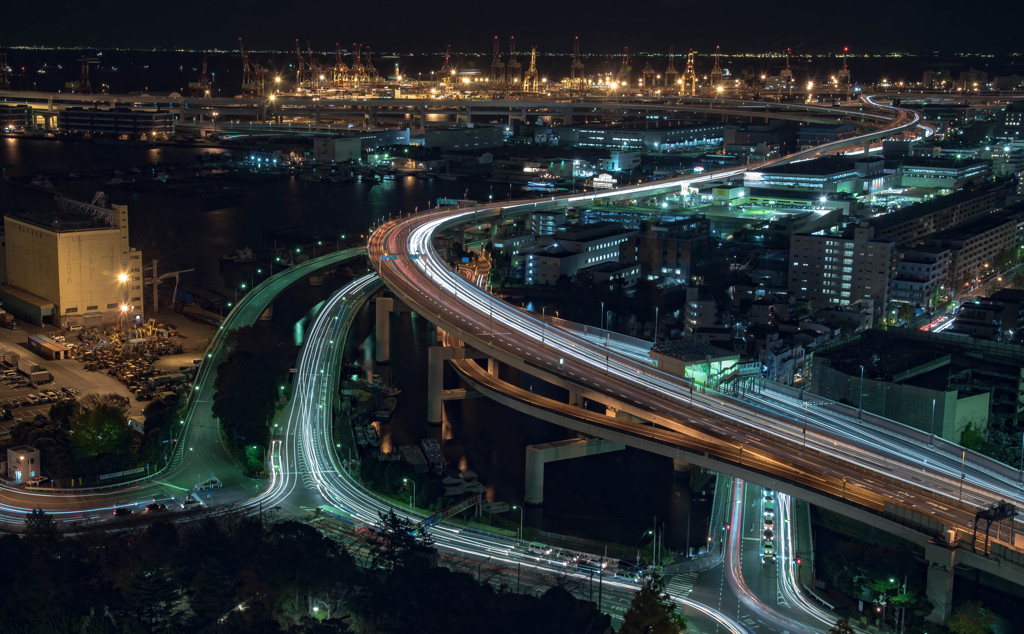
[366,98,1024,619]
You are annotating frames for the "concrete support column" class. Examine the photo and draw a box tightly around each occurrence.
[568,391,584,407]
[375,297,393,363]
[672,459,692,475]
[924,542,959,624]
[524,445,547,506]
[524,438,625,505]
[487,357,498,376]
[427,346,446,424]
[605,405,619,417]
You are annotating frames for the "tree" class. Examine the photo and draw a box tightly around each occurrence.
[70,394,132,457]
[827,617,855,634]
[368,509,435,573]
[24,508,59,545]
[948,601,996,634]
[620,575,687,633]
[213,325,297,464]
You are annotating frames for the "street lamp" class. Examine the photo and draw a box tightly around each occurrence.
[858,364,865,418]
[512,504,524,540]
[403,477,416,508]
[930,398,936,444]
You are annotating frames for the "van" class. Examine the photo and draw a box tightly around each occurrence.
[67,324,83,332]
[527,542,552,557]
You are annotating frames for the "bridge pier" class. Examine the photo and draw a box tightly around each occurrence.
[428,344,489,423]
[524,437,625,505]
[427,346,447,424]
[925,542,959,624]
[568,390,584,407]
[487,357,498,376]
[374,297,393,363]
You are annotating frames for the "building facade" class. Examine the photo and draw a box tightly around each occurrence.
[788,226,895,315]
[3,197,143,328]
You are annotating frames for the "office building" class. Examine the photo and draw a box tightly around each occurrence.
[788,226,895,315]
[57,106,174,137]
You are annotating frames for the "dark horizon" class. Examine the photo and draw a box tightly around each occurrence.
[1,0,1020,56]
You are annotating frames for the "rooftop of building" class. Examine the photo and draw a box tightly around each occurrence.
[651,336,736,363]
[930,207,1024,242]
[866,181,1009,232]
[753,157,858,177]
[897,157,989,170]
[0,184,117,232]
[587,260,640,273]
[553,222,632,241]
[989,288,1024,304]
[815,329,1024,390]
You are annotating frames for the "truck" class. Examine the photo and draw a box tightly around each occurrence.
[18,356,42,376]
[148,372,188,390]
[30,370,53,384]
[0,311,18,330]
[3,350,19,367]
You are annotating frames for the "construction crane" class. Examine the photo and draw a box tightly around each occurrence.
[682,48,697,96]
[522,46,539,93]
[489,35,504,85]
[709,45,724,93]
[146,260,194,313]
[569,36,585,93]
[664,46,679,89]
[189,54,211,97]
[505,37,521,87]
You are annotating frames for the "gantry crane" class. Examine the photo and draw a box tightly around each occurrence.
[710,45,724,93]
[0,53,10,91]
[641,60,656,90]
[522,46,539,93]
[490,35,504,85]
[189,54,211,97]
[350,43,368,85]
[505,37,521,87]
[664,46,679,90]
[569,36,585,93]
[681,48,697,96]
[616,46,631,88]
[363,46,379,82]
[333,42,349,87]
[67,56,99,94]
[239,38,262,98]
[439,45,455,88]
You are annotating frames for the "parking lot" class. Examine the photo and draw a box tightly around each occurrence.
[0,370,79,425]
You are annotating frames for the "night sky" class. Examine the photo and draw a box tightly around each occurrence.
[1,0,1017,54]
